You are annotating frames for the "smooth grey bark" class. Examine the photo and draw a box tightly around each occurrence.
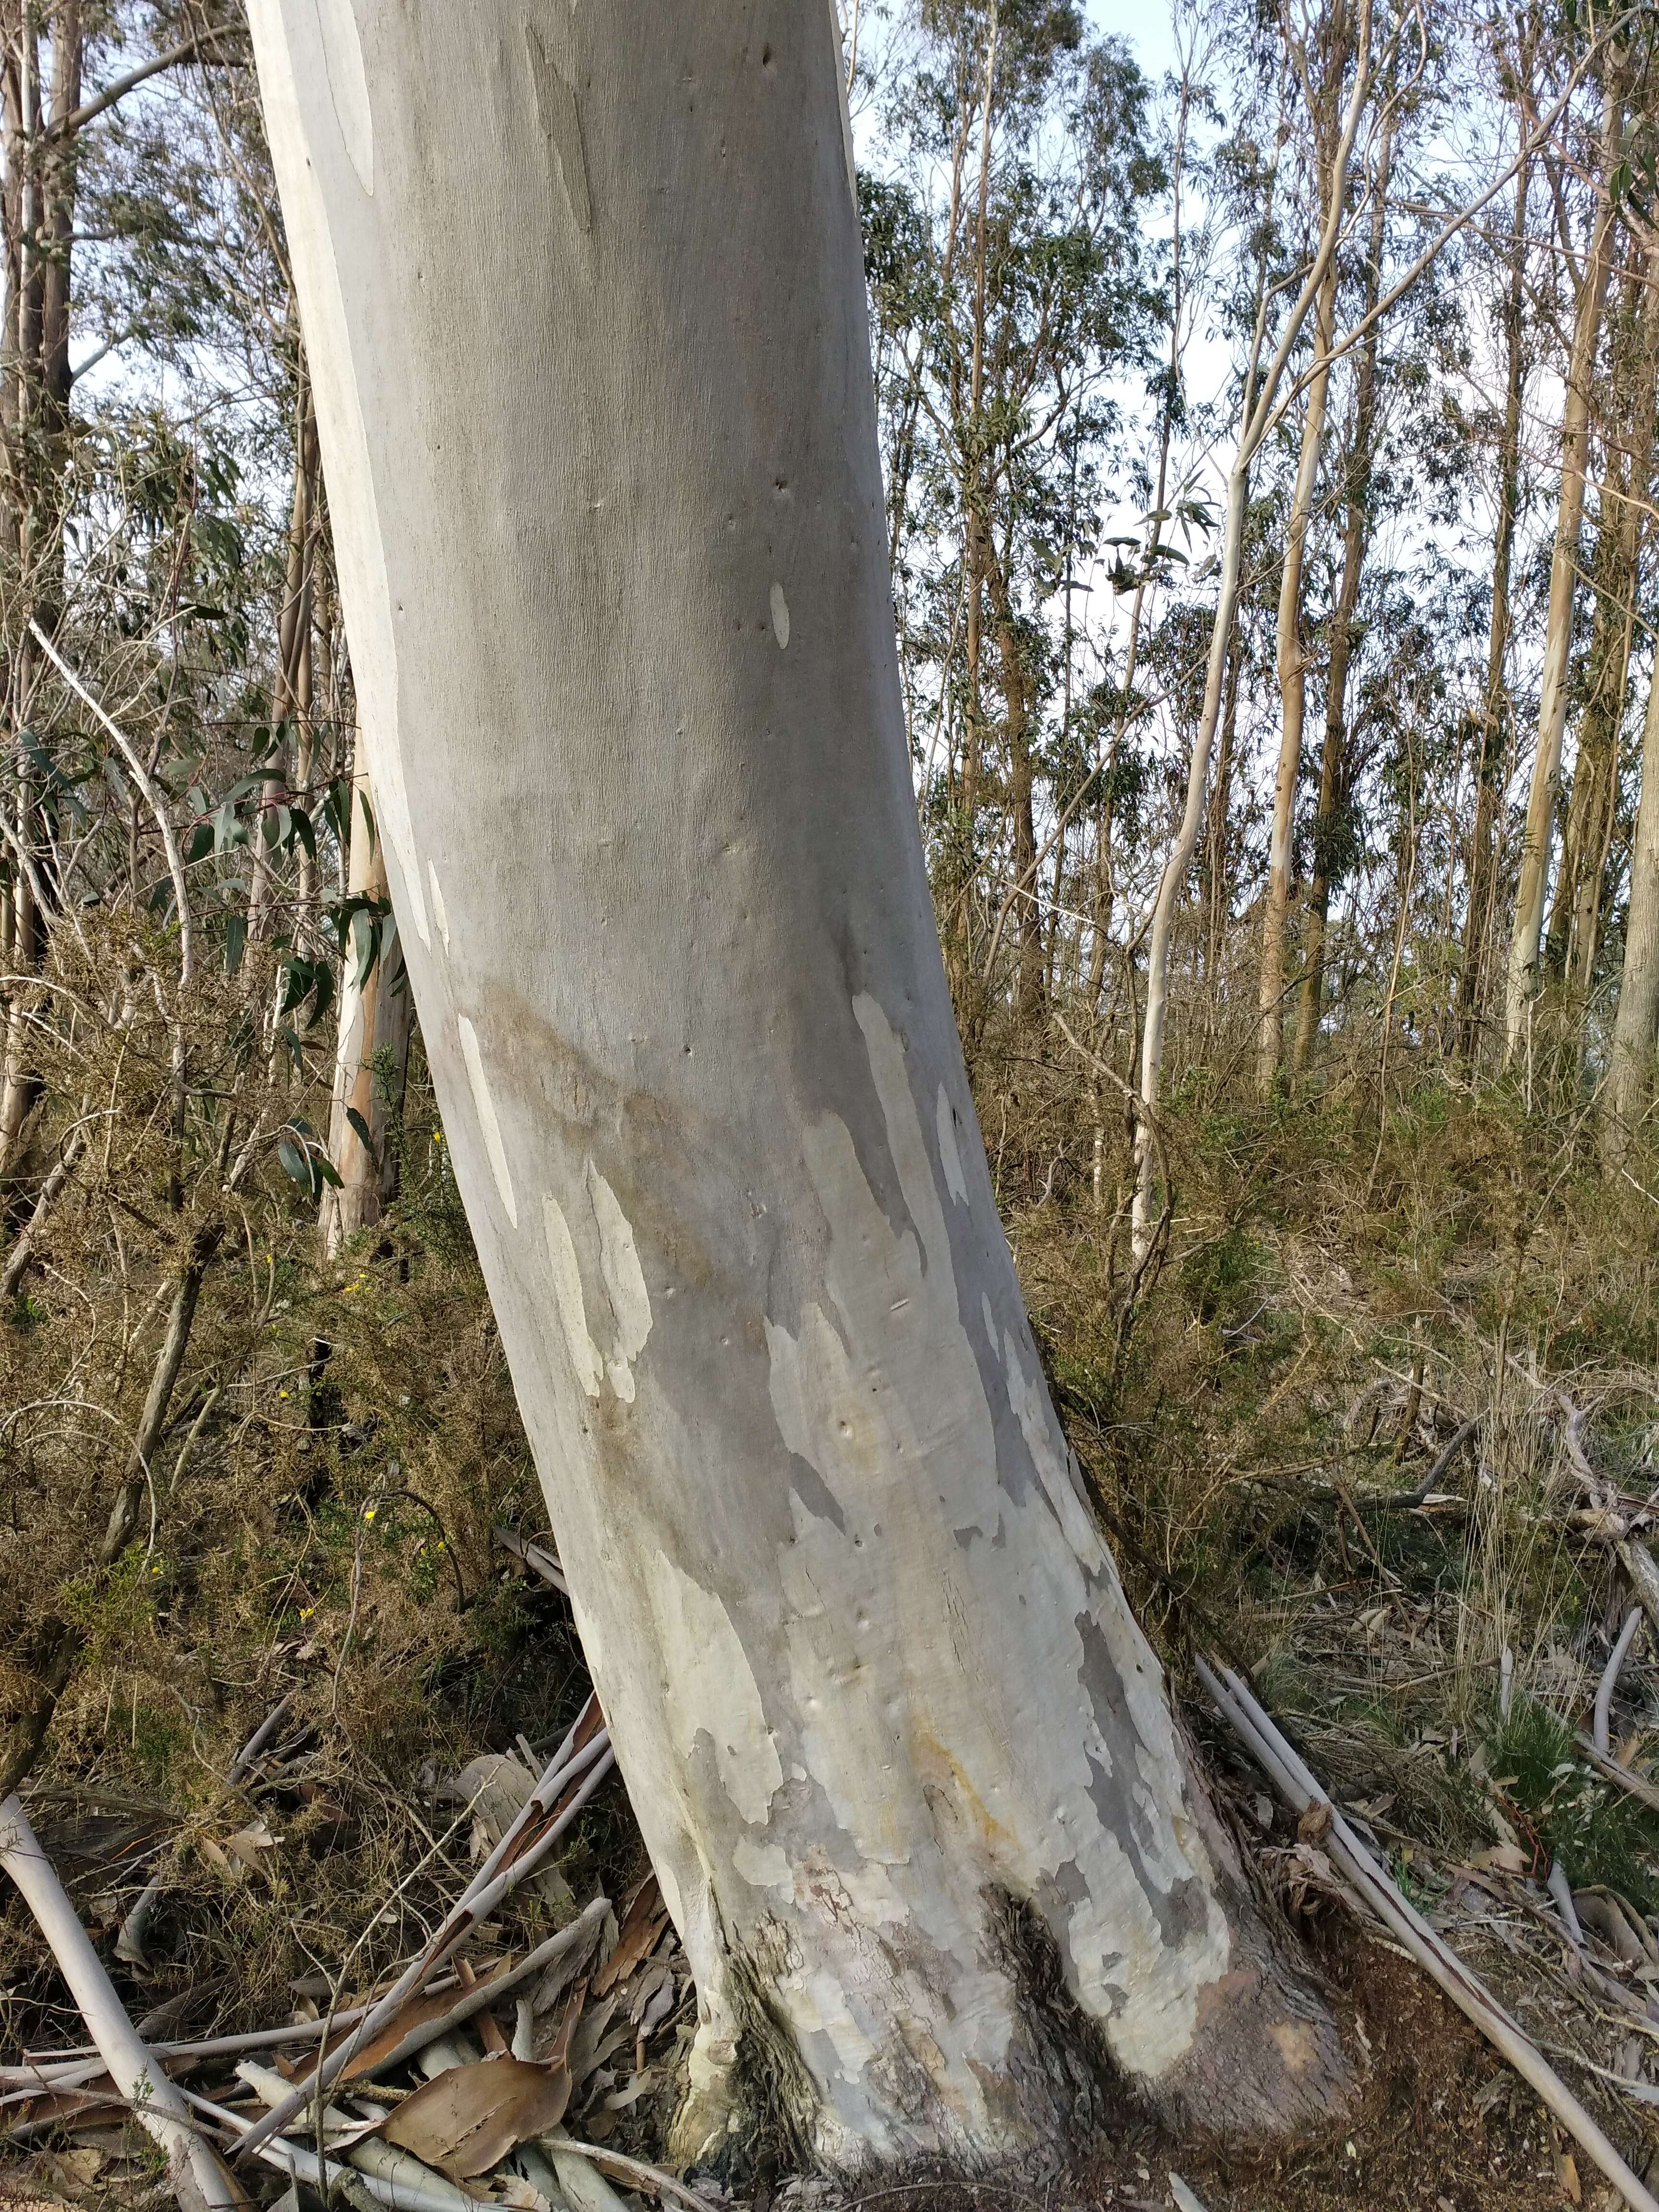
[247,0,1346,2169]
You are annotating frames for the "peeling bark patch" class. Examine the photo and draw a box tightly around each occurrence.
[541,1168,652,1403]
[313,0,373,192]
[770,581,790,648]
[935,1085,968,1205]
[457,1014,517,1225]
[543,1190,603,1399]
[648,1552,783,1826]
[427,860,450,949]
[586,1161,652,1398]
[525,22,593,234]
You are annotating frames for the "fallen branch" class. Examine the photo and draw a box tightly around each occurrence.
[0,1791,245,2211]
[545,2128,718,2212]
[493,1523,568,1595]
[120,1685,298,1966]
[234,1720,613,2163]
[337,1897,608,2083]
[1359,1413,1481,1512]
[1575,1733,1659,1816]
[1198,1659,1659,2212]
[1595,1608,1645,1757]
[226,1689,297,1783]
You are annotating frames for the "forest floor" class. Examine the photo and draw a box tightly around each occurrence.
[5,1026,1659,2210]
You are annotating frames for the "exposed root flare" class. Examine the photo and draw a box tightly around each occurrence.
[669,1927,817,2186]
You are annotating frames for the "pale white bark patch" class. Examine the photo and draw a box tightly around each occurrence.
[428,861,450,950]
[541,1169,653,1403]
[314,0,373,193]
[770,581,790,649]
[586,1162,652,1399]
[244,0,430,948]
[457,1014,517,1225]
[543,1190,604,1399]
[935,1083,968,1206]
[647,1552,783,1826]
[733,1836,792,1892]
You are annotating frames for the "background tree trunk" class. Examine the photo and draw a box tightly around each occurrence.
[1457,152,1530,1063]
[1258,254,1339,1091]
[1503,78,1621,1060]
[249,0,1347,2168]
[321,760,410,1255]
[1294,113,1394,1078]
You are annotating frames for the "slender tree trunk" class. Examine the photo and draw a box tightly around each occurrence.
[1549,243,1656,1015]
[251,0,1348,2164]
[1258,245,1341,1094]
[1604,245,1659,1155]
[321,760,410,1254]
[1458,153,1530,1062]
[1294,113,1393,1078]
[0,2,77,1173]
[1503,78,1622,1060]
[1256,2,1357,1095]
[250,355,318,942]
[1606,647,1659,1153]
[986,536,1043,1027]
[1201,639,1241,1032]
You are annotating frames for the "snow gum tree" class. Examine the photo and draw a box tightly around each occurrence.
[246,0,1348,2170]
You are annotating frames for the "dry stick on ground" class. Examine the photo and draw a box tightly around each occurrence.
[347,1898,608,2081]
[1197,1659,1659,2212]
[1576,1735,1659,1817]
[493,1522,569,1595]
[234,1722,614,2164]
[1595,1608,1645,1758]
[1359,1413,1481,1513]
[0,1793,245,2211]
[177,2081,468,2212]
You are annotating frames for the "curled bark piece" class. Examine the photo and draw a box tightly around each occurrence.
[1547,1862,1585,1948]
[0,1792,245,2211]
[1198,1662,1659,2212]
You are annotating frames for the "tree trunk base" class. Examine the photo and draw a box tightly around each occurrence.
[671,1870,1353,2182]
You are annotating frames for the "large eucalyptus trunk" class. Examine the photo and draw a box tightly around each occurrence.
[248,0,1346,2169]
